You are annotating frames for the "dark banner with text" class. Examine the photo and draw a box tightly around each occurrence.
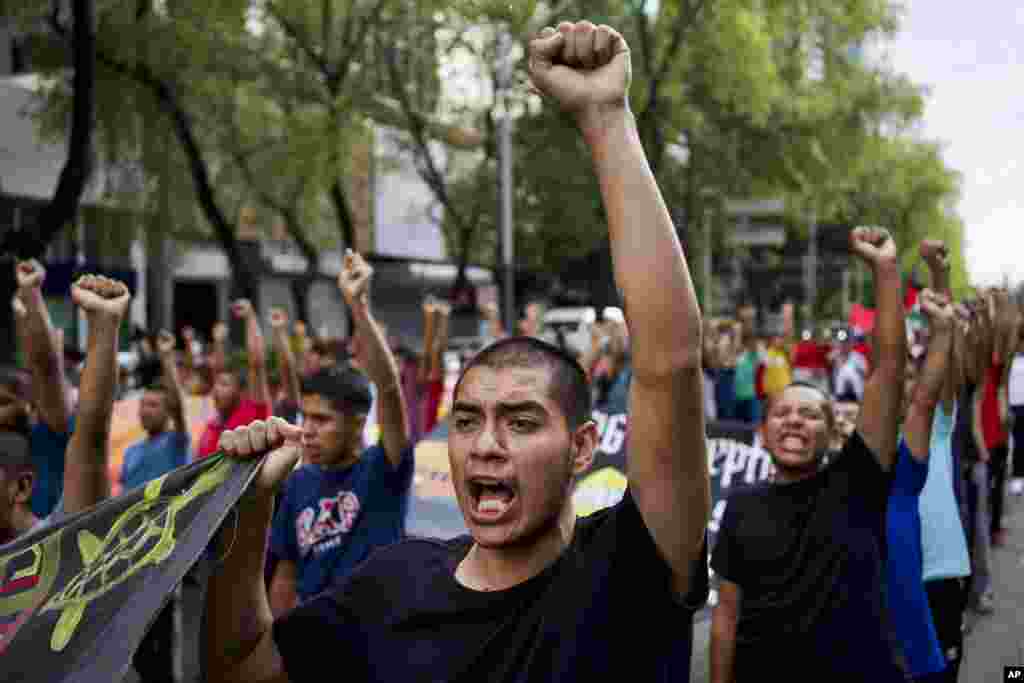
[0,454,260,683]
[570,410,774,620]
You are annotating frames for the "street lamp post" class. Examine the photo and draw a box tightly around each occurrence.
[497,28,515,336]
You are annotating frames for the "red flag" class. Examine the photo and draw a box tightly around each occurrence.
[850,304,876,334]
[904,283,919,312]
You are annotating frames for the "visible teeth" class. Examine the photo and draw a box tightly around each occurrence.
[478,498,510,514]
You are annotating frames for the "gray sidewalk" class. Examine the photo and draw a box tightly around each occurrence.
[960,490,1024,682]
[690,491,1023,682]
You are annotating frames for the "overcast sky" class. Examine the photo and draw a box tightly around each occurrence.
[884,0,1024,286]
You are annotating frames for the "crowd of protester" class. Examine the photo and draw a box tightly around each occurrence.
[1,19,1022,683]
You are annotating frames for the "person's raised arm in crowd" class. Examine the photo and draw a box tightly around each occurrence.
[14,260,71,434]
[156,330,189,435]
[580,320,609,380]
[479,301,506,341]
[418,297,438,385]
[11,296,29,371]
[63,275,131,515]
[919,241,959,414]
[850,227,907,469]
[210,321,229,377]
[181,325,198,375]
[421,299,450,436]
[234,299,272,409]
[429,301,450,382]
[529,21,709,594]
[902,289,954,460]
[269,308,301,410]
[338,251,411,467]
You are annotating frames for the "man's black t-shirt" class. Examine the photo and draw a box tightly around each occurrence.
[711,431,905,682]
[273,489,708,682]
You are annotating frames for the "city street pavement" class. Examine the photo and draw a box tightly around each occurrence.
[960,488,1024,682]
[690,489,1023,682]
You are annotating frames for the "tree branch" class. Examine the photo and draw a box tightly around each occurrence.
[266,4,332,81]
[384,46,470,234]
[97,50,257,299]
[1,0,95,260]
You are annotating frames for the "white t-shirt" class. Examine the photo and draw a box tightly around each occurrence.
[1009,354,1024,407]
[703,370,717,421]
[833,357,865,401]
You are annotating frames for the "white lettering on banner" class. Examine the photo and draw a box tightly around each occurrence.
[599,414,627,455]
[708,439,774,487]
[591,411,628,456]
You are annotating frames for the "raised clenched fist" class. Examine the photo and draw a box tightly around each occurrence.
[480,301,499,319]
[218,416,303,493]
[157,329,176,355]
[919,239,949,272]
[231,299,255,320]
[15,259,45,290]
[339,249,373,312]
[269,307,289,330]
[527,21,631,131]
[918,289,953,332]
[71,274,131,319]
[212,322,229,343]
[850,226,898,267]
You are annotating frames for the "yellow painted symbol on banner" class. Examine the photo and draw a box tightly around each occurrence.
[43,457,234,652]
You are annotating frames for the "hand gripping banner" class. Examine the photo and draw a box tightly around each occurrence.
[0,453,261,683]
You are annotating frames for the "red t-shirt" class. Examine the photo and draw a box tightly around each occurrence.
[980,363,1008,451]
[792,341,830,372]
[197,398,271,459]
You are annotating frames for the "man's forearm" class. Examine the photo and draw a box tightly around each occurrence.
[63,319,120,514]
[205,492,277,680]
[904,330,952,459]
[420,307,436,383]
[159,351,188,432]
[430,312,448,380]
[870,263,907,443]
[272,328,301,404]
[587,111,700,379]
[353,309,409,458]
[247,318,271,405]
[19,288,70,430]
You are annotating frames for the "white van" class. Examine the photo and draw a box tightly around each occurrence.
[542,306,624,356]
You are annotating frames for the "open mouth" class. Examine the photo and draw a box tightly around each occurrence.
[468,478,517,519]
[780,433,808,451]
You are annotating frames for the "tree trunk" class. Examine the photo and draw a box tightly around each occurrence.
[1,0,95,260]
[290,274,314,328]
[330,180,356,252]
[96,52,259,302]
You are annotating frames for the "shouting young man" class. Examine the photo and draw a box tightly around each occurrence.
[204,20,710,683]
[710,226,908,682]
